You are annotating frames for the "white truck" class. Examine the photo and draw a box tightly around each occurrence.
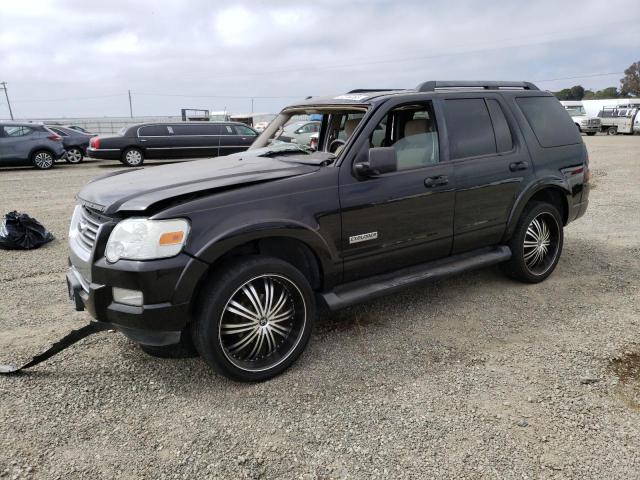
[597,104,640,135]
[561,101,600,136]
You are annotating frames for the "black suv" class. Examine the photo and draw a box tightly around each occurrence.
[67,81,589,381]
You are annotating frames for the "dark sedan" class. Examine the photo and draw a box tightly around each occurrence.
[47,125,94,164]
[87,122,258,166]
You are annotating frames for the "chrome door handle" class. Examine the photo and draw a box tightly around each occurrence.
[509,161,528,171]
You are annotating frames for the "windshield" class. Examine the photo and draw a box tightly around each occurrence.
[251,106,368,154]
[565,106,586,116]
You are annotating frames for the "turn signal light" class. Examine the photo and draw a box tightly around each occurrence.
[90,137,100,149]
[159,231,185,245]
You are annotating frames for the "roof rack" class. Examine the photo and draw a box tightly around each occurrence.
[415,81,539,92]
[347,89,404,94]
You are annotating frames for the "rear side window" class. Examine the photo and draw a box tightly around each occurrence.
[516,96,581,147]
[3,126,33,137]
[444,99,496,159]
[486,99,513,153]
[171,124,217,135]
[48,127,68,136]
[138,125,169,136]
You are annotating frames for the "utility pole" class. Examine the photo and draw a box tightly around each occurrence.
[251,97,254,113]
[1,82,14,120]
[128,89,133,118]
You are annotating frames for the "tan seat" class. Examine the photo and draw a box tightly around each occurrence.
[393,118,438,169]
[403,119,429,138]
[343,118,360,138]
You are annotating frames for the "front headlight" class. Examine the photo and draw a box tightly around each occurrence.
[105,218,189,263]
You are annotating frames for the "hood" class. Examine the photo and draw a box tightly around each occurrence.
[77,151,319,215]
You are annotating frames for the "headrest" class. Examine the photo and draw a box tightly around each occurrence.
[344,118,360,137]
[404,119,429,137]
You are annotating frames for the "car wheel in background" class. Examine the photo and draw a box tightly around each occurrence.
[192,256,315,382]
[65,147,84,164]
[31,150,55,170]
[502,201,564,284]
[122,147,144,167]
[607,126,618,136]
[586,132,596,136]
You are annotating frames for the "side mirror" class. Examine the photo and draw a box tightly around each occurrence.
[354,147,397,177]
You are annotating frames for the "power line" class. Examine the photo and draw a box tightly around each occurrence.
[533,72,622,83]
[11,93,124,103]
[1,82,14,120]
[132,92,306,99]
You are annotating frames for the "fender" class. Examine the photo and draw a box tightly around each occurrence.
[503,176,571,241]
[173,221,341,304]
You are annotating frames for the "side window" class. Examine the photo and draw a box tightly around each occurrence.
[138,125,169,136]
[369,102,439,170]
[220,125,235,135]
[3,126,33,137]
[234,125,257,136]
[516,96,581,147]
[486,99,513,153]
[444,98,496,159]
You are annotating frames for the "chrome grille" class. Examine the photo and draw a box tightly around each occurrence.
[76,207,107,252]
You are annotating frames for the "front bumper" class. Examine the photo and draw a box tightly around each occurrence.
[579,124,599,133]
[66,253,207,346]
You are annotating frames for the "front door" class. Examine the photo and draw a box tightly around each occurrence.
[441,95,534,253]
[339,101,455,283]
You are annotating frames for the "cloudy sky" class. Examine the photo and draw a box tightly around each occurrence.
[1,0,638,119]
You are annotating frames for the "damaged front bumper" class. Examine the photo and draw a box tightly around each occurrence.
[66,254,196,346]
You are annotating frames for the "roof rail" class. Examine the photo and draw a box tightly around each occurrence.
[347,89,404,94]
[415,81,539,92]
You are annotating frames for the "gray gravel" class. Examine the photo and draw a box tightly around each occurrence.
[1,137,639,479]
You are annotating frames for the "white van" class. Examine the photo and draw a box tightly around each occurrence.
[561,101,600,136]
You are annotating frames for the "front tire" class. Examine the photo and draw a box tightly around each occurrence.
[502,202,563,283]
[31,150,55,169]
[586,132,596,136]
[122,147,144,167]
[65,147,84,164]
[192,256,315,382]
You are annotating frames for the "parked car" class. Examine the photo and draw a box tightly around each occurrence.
[597,105,640,135]
[66,125,94,135]
[46,125,93,164]
[254,121,270,132]
[561,101,600,136]
[87,122,258,166]
[0,122,66,169]
[276,120,320,145]
[67,81,589,382]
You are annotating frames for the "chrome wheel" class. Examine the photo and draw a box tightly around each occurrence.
[66,147,83,163]
[124,149,143,165]
[523,212,560,276]
[219,274,306,372]
[33,151,54,169]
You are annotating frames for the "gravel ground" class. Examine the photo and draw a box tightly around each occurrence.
[0,137,639,479]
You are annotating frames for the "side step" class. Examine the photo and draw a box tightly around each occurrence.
[320,246,511,310]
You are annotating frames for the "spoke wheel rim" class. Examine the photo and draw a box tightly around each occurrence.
[219,274,306,372]
[523,212,560,276]
[35,152,53,168]
[126,150,142,165]
[67,148,82,163]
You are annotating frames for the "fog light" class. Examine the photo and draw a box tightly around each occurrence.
[112,287,143,306]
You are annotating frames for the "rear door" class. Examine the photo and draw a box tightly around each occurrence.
[0,125,35,163]
[442,95,533,253]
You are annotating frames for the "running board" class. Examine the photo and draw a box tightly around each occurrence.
[321,246,511,310]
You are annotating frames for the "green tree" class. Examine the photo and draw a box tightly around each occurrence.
[553,85,585,100]
[620,61,640,97]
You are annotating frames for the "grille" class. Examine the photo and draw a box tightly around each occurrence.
[76,207,107,252]
[589,119,600,125]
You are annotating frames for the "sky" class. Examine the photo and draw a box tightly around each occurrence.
[0,0,639,119]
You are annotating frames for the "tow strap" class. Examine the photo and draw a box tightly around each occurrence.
[0,322,111,374]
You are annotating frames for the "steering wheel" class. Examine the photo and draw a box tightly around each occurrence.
[328,139,346,154]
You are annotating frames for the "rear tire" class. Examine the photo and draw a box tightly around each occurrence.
[607,126,618,136]
[31,150,55,169]
[65,147,84,164]
[122,147,144,167]
[586,132,596,136]
[192,256,315,382]
[502,202,563,283]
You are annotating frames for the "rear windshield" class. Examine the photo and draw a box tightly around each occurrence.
[516,96,581,148]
